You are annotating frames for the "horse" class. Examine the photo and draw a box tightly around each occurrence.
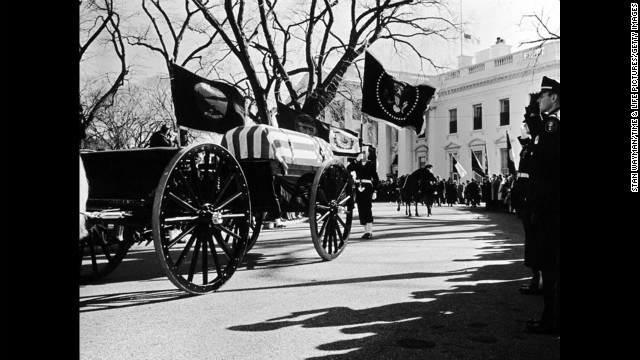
[398,167,437,217]
[395,174,407,212]
[398,169,423,216]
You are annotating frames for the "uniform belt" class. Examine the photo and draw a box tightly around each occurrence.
[518,172,529,178]
[355,179,372,184]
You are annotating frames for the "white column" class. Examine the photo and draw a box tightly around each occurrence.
[397,129,413,176]
[377,124,389,179]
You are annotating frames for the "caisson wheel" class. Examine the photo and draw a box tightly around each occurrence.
[152,143,251,294]
[79,223,131,284]
[308,160,354,261]
[245,211,265,252]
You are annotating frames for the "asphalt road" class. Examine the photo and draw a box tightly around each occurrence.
[79,202,560,360]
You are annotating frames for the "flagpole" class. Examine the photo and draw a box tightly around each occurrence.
[460,0,463,56]
[168,62,181,148]
[484,143,489,176]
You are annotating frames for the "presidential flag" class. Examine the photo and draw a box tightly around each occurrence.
[170,63,246,133]
[276,101,330,142]
[506,131,517,176]
[471,150,486,177]
[329,126,361,157]
[361,52,436,135]
[453,156,467,178]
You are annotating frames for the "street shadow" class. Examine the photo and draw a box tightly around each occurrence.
[226,210,561,360]
[79,289,195,313]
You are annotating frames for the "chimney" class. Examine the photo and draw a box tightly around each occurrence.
[457,54,473,69]
[491,37,512,58]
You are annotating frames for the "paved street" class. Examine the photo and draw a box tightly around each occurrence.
[80,202,560,360]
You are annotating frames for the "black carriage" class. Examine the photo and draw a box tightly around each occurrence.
[80,125,355,294]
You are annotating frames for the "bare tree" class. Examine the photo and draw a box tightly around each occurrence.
[85,78,174,150]
[189,0,458,124]
[79,0,130,146]
[518,7,560,47]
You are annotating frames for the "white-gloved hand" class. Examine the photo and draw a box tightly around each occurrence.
[372,191,377,200]
[520,123,530,139]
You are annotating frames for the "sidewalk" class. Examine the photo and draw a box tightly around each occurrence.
[262,214,309,230]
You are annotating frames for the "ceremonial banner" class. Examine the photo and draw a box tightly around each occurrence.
[221,124,334,170]
[453,156,467,178]
[276,102,330,142]
[170,63,246,133]
[361,52,436,135]
[329,126,360,157]
[506,131,517,176]
[471,150,486,177]
[484,144,490,176]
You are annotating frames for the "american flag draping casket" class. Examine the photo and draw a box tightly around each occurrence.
[221,124,334,172]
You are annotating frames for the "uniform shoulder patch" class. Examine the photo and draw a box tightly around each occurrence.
[544,118,559,133]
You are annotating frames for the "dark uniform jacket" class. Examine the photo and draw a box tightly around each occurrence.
[527,109,560,214]
[346,159,380,202]
[149,131,173,147]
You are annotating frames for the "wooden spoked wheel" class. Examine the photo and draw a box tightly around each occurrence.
[219,210,263,253]
[309,160,354,261]
[79,223,132,284]
[245,211,265,252]
[152,144,251,294]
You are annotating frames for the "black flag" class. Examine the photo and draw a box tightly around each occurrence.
[506,131,517,176]
[276,101,330,142]
[170,63,246,133]
[471,150,486,177]
[361,52,436,135]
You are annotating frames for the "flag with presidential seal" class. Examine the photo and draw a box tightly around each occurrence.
[361,52,436,135]
[170,63,246,134]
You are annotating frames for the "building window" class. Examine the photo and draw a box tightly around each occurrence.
[500,148,509,176]
[473,104,482,130]
[499,99,510,126]
[449,109,457,134]
[418,156,426,168]
[472,150,484,181]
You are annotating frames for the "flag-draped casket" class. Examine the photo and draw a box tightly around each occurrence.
[221,124,335,212]
[221,124,334,171]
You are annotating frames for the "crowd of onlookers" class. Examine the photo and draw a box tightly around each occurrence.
[374,173,519,213]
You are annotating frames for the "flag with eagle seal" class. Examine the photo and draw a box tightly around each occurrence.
[361,52,436,135]
[169,63,246,133]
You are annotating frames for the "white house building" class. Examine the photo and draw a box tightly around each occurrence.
[374,40,560,181]
[288,40,560,183]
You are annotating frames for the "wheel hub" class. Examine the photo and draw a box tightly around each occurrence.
[198,204,224,225]
[329,200,346,215]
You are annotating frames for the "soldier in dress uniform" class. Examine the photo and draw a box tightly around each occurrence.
[513,92,543,296]
[526,76,561,335]
[347,146,380,239]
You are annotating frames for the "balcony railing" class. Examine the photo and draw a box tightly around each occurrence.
[494,54,513,67]
[468,63,485,74]
[444,70,460,80]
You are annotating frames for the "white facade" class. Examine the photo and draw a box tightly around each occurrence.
[382,40,560,181]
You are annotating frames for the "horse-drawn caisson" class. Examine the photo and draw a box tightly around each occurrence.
[80,122,355,295]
